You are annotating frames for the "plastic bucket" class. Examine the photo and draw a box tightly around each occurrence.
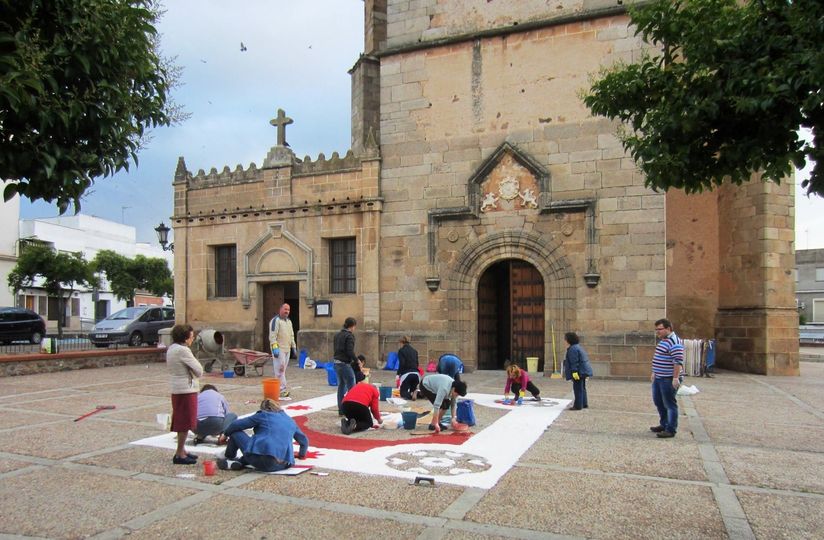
[223,370,234,378]
[526,356,539,373]
[298,349,309,368]
[401,411,418,430]
[262,378,280,400]
[326,363,338,386]
[379,386,393,401]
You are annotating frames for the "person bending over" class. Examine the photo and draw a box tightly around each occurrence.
[503,363,541,402]
[340,382,383,434]
[397,336,420,400]
[418,373,467,433]
[194,384,238,445]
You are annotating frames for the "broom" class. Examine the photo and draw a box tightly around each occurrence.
[549,322,562,379]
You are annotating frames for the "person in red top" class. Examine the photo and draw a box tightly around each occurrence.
[340,382,383,434]
[504,363,541,402]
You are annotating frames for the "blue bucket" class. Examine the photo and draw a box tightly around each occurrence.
[379,386,393,401]
[298,349,309,368]
[326,363,338,386]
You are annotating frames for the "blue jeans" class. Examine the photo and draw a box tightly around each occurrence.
[225,431,288,472]
[195,413,238,438]
[334,362,356,414]
[571,377,588,409]
[652,377,678,433]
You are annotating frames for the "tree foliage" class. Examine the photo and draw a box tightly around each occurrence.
[8,243,97,335]
[0,0,177,212]
[91,249,173,301]
[583,0,823,197]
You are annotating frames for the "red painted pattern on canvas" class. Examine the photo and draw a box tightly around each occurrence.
[293,415,470,452]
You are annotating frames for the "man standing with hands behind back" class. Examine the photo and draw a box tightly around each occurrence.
[650,318,684,439]
[269,303,296,398]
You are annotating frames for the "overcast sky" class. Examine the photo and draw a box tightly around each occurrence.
[19,1,824,249]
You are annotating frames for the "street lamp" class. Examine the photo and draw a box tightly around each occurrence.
[154,222,174,252]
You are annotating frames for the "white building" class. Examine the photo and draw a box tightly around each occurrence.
[17,214,174,332]
[0,195,20,307]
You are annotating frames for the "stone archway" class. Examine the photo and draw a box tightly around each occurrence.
[446,230,575,371]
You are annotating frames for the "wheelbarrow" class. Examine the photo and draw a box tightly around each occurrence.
[228,348,270,377]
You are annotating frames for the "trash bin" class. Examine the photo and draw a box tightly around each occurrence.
[158,328,172,348]
[526,356,539,373]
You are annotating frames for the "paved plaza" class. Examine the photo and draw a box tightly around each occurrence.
[1,358,823,539]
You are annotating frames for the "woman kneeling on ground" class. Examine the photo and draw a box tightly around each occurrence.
[217,398,308,472]
[340,382,383,434]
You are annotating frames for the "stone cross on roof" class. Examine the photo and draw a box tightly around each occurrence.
[269,108,293,147]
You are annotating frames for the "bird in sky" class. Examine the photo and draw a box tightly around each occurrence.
[240,42,247,52]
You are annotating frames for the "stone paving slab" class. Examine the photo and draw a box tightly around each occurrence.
[737,491,824,540]
[0,409,68,430]
[703,418,824,453]
[243,469,467,517]
[0,457,36,474]
[717,444,824,494]
[127,493,425,539]
[465,468,726,539]
[6,417,157,459]
[551,407,663,437]
[0,361,822,539]
[77,446,237,485]
[0,467,195,539]
[692,397,824,427]
[12,391,164,417]
[522,428,707,481]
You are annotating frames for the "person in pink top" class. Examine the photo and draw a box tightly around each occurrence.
[504,363,541,402]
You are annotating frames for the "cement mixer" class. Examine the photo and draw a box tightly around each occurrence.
[192,329,229,373]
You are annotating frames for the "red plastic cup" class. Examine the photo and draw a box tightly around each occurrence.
[203,460,216,476]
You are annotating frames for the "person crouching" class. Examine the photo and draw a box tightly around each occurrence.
[340,382,383,434]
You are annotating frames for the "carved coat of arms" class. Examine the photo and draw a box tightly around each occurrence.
[499,177,520,200]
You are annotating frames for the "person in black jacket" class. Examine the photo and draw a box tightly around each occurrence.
[396,336,420,400]
[332,317,358,415]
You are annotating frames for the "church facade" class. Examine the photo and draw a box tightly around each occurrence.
[170,0,798,376]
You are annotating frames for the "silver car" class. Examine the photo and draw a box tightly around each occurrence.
[89,306,175,347]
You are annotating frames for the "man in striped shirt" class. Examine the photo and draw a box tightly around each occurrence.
[650,318,684,438]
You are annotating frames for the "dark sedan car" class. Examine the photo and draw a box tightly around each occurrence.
[0,307,47,344]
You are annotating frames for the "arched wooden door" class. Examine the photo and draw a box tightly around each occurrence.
[477,259,544,370]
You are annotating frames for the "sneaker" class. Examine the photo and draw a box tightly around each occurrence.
[192,437,205,446]
[650,425,665,433]
[427,423,437,431]
[172,455,197,465]
[228,460,244,471]
[216,458,230,470]
[533,396,542,402]
[280,390,290,398]
[341,418,354,435]
[656,431,675,438]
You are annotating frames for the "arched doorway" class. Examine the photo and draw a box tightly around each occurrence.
[477,259,545,370]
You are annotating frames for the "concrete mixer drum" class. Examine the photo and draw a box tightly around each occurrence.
[193,329,228,372]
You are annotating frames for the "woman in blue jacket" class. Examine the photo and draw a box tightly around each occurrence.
[217,398,309,472]
[563,332,594,411]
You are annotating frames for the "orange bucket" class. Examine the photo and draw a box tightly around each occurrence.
[262,378,280,400]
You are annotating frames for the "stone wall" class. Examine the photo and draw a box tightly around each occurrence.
[377,9,666,371]
[666,189,720,339]
[715,178,799,375]
[0,348,165,377]
[384,0,631,49]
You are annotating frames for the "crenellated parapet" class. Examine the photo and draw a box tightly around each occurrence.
[292,150,363,176]
[186,162,261,189]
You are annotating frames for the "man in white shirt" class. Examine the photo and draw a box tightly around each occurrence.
[269,303,296,397]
